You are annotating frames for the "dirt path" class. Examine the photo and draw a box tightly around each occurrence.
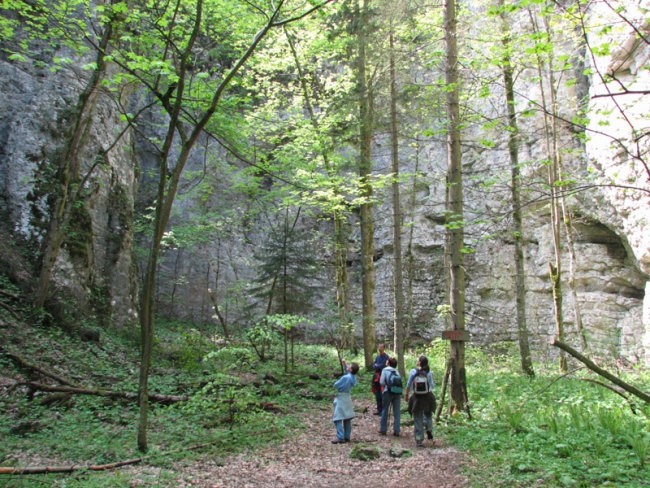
[172,400,469,488]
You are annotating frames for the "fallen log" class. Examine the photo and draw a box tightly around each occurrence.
[0,435,267,475]
[549,338,650,404]
[0,457,143,474]
[2,349,75,386]
[24,382,188,405]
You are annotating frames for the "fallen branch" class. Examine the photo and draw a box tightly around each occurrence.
[0,289,20,301]
[550,338,650,403]
[0,438,220,475]
[580,378,637,414]
[2,349,75,386]
[0,430,283,475]
[0,458,143,475]
[0,300,21,321]
[23,382,187,405]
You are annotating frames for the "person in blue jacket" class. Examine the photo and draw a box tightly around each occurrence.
[332,359,360,444]
[378,356,401,436]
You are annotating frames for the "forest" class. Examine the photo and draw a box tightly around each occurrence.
[0,0,649,486]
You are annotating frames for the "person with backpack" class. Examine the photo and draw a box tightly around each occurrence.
[371,343,389,415]
[332,358,360,444]
[378,356,402,436]
[405,355,436,447]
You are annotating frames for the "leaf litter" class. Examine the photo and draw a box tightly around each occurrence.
[171,400,468,488]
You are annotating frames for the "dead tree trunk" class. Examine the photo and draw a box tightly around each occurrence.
[550,338,650,403]
[24,382,187,405]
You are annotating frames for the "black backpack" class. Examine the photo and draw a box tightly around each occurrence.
[413,369,430,395]
[386,370,403,395]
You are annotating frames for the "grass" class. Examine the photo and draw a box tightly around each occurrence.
[428,343,650,488]
[1,320,648,487]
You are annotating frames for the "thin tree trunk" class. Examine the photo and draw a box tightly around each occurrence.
[389,25,406,376]
[499,1,534,377]
[335,215,354,350]
[138,0,292,451]
[207,242,231,340]
[528,7,566,373]
[560,204,589,352]
[169,248,183,316]
[357,0,377,369]
[208,287,230,340]
[444,0,467,413]
[405,136,421,348]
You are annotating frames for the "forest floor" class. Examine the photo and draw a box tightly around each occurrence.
[162,399,469,488]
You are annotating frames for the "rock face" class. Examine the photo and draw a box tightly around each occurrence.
[0,5,647,364]
[365,3,650,365]
[0,57,139,329]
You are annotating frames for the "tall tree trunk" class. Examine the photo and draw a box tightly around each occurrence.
[334,215,354,350]
[138,0,297,451]
[499,1,534,377]
[405,137,421,349]
[389,25,406,376]
[529,6,566,372]
[560,199,589,352]
[444,0,468,413]
[357,0,377,369]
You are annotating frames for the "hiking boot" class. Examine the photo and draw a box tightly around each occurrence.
[427,431,433,440]
[416,441,424,448]
[332,439,345,444]
[393,432,400,437]
[378,431,387,435]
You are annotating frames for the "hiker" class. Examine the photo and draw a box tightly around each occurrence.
[371,343,389,415]
[378,356,401,436]
[332,358,360,444]
[405,355,436,447]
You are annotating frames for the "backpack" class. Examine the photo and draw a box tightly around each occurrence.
[386,369,403,395]
[413,369,430,395]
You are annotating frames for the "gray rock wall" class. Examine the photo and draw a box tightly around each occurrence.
[0,3,646,364]
[0,56,139,329]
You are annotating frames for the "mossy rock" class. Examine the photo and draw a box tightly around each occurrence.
[389,446,412,458]
[349,444,381,461]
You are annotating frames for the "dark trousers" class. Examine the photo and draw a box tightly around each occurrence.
[374,386,382,412]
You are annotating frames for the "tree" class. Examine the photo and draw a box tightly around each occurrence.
[526,2,569,372]
[107,0,334,451]
[281,23,355,350]
[388,10,406,377]
[355,0,378,369]
[250,206,321,316]
[496,0,535,377]
[444,0,469,413]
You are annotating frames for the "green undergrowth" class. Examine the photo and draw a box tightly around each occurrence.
[0,319,343,487]
[429,343,650,488]
[1,318,649,487]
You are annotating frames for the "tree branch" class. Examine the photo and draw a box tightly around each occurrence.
[549,338,650,403]
[2,349,75,386]
[23,382,187,405]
